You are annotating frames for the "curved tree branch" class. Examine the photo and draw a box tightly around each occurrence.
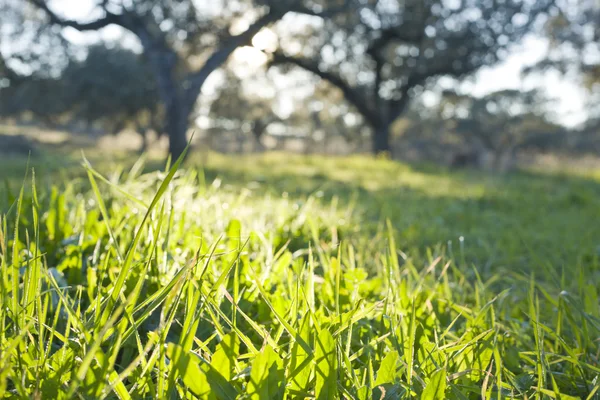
[183,6,290,105]
[269,51,378,124]
[29,0,122,31]
[183,0,353,105]
[289,0,352,18]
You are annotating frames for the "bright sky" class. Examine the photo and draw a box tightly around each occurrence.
[466,36,588,127]
[51,0,590,128]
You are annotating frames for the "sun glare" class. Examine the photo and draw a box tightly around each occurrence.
[231,46,268,74]
[251,28,278,52]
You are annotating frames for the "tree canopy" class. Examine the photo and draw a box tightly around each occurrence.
[1,43,161,144]
[23,0,349,159]
[269,0,556,154]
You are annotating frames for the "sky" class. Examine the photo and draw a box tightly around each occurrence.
[464,36,588,127]
[50,0,590,128]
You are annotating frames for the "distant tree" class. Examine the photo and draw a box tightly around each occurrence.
[297,81,370,152]
[528,0,600,120]
[0,39,17,84]
[0,72,70,126]
[208,69,278,151]
[440,89,565,170]
[268,0,556,155]
[26,0,349,160]
[209,67,368,153]
[61,44,163,150]
[0,1,79,124]
[0,43,162,148]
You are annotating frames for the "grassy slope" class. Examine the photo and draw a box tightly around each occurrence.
[203,152,600,274]
[0,147,599,398]
[5,149,600,274]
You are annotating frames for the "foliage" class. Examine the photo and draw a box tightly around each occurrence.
[269,0,556,153]
[61,44,162,139]
[0,151,599,398]
[0,73,69,125]
[530,0,600,118]
[21,0,347,160]
[0,0,71,78]
[208,68,367,152]
[432,89,566,169]
[0,44,162,143]
[208,68,279,149]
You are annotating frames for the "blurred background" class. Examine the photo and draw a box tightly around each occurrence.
[0,0,598,172]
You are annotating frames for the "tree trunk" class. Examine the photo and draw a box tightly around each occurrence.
[141,47,192,162]
[137,126,148,154]
[372,124,391,156]
[130,5,289,163]
[164,101,191,161]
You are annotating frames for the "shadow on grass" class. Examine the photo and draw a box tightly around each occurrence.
[2,146,599,281]
[182,157,600,280]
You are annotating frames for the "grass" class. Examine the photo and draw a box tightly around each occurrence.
[0,147,599,399]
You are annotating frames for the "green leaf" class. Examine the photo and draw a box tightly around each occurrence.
[99,143,188,324]
[226,219,241,251]
[315,329,337,400]
[95,349,131,400]
[374,350,399,386]
[247,344,285,400]
[404,301,417,386]
[471,331,495,382]
[85,166,124,262]
[212,333,239,381]
[166,342,237,400]
[537,387,582,400]
[422,368,447,400]
[253,274,312,355]
[289,313,312,392]
[417,341,445,376]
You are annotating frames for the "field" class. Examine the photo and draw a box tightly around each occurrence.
[1,143,600,399]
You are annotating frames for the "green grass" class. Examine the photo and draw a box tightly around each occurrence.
[1,150,599,399]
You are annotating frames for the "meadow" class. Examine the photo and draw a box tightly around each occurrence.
[1,144,599,399]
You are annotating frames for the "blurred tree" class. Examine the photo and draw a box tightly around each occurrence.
[0,0,72,123]
[301,81,369,152]
[440,89,565,170]
[0,0,71,78]
[208,68,368,153]
[268,0,556,155]
[0,72,70,126]
[528,0,600,123]
[208,68,278,151]
[393,89,567,169]
[61,44,163,150]
[26,0,350,160]
[0,39,17,84]
[0,43,162,149]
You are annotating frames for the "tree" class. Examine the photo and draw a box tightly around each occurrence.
[440,89,565,170]
[208,66,368,153]
[268,0,555,155]
[0,43,162,148]
[61,44,163,149]
[0,0,72,124]
[527,0,600,122]
[208,68,278,151]
[26,0,349,160]
[0,71,71,126]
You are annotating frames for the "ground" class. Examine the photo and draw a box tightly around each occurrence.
[4,128,600,278]
[0,127,599,398]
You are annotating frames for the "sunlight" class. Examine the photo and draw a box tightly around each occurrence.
[231,46,268,74]
[251,28,278,52]
[228,28,277,77]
